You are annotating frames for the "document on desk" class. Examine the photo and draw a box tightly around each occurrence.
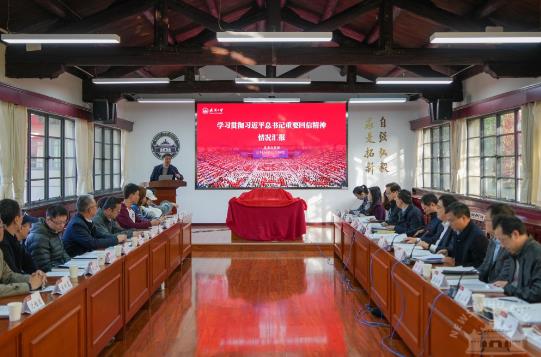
[446,278,503,293]
[47,270,84,277]
[59,259,96,269]
[418,253,445,263]
[508,304,541,324]
[484,296,527,311]
[72,251,101,259]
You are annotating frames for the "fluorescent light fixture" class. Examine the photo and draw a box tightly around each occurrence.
[349,97,407,104]
[243,98,301,103]
[217,31,332,43]
[430,32,541,44]
[92,78,170,85]
[376,77,453,85]
[235,77,311,85]
[137,98,195,103]
[1,34,120,44]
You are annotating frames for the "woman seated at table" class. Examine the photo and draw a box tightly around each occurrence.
[349,185,370,215]
[366,186,386,221]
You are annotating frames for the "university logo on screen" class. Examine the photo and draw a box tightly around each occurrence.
[151,131,181,159]
[202,107,224,115]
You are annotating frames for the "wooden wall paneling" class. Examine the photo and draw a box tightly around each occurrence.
[391,262,424,356]
[167,224,182,273]
[86,258,124,357]
[20,289,86,357]
[353,232,370,291]
[150,233,169,293]
[369,242,392,320]
[182,223,192,259]
[124,244,151,323]
[0,327,20,357]
[333,216,343,259]
[342,222,355,273]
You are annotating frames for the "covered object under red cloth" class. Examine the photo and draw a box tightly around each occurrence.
[226,188,307,241]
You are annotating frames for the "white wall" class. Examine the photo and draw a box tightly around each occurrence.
[0,44,88,108]
[119,100,427,223]
[456,72,541,108]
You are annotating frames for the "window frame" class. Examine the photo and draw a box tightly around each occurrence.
[26,110,77,204]
[466,109,522,202]
[93,125,122,193]
[421,124,451,191]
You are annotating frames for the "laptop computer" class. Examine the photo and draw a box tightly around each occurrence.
[158,174,173,180]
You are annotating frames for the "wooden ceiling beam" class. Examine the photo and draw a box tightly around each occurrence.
[33,0,82,21]
[279,65,319,78]
[309,0,381,31]
[8,46,541,70]
[47,0,159,33]
[82,79,463,102]
[225,65,264,78]
[474,0,509,19]
[265,0,282,31]
[393,0,488,31]
[378,0,393,50]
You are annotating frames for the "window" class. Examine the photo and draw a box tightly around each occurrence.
[466,110,522,201]
[94,126,121,192]
[422,124,451,191]
[27,111,76,203]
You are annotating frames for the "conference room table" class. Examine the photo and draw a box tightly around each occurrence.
[0,221,192,357]
[333,214,539,357]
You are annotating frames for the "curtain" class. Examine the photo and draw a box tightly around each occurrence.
[120,129,128,187]
[75,119,94,195]
[414,129,423,188]
[0,101,27,202]
[524,102,541,206]
[0,101,15,199]
[451,118,467,194]
[11,105,28,204]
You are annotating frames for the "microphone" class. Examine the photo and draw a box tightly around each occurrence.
[388,234,400,251]
[447,270,465,298]
[403,239,420,265]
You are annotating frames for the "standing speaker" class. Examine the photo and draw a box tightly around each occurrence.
[92,99,117,124]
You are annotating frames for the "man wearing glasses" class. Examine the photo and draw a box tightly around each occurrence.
[25,205,72,272]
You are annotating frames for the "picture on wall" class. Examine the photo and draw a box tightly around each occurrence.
[196,103,347,189]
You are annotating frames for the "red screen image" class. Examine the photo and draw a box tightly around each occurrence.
[196,103,347,189]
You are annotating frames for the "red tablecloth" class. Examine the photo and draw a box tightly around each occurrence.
[226,188,307,241]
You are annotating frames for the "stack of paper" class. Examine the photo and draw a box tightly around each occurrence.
[509,304,541,324]
[47,270,84,278]
[484,296,527,312]
[59,259,95,269]
[418,254,445,263]
[435,266,479,279]
[72,251,100,259]
[446,278,503,293]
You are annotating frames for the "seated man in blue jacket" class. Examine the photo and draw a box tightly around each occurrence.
[150,153,184,182]
[63,195,127,257]
[393,190,424,237]
[405,193,441,244]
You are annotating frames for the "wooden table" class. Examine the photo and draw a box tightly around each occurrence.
[0,222,192,357]
[334,214,537,356]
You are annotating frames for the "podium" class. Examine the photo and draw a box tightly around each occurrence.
[145,180,186,208]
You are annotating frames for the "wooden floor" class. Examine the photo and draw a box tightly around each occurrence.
[100,249,412,356]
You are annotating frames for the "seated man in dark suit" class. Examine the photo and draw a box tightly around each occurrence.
[444,202,488,268]
[492,215,541,303]
[419,194,457,253]
[63,195,127,257]
[393,190,424,236]
[405,193,441,243]
[383,182,401,226]
[0,199,37,274]
[150,153,183,182]
[477,203,515,283]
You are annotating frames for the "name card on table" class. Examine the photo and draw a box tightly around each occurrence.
[105,251,115,264]
[84,261,100,276]
[53,277,73,295]
[23,292,46,314]
[431,270,449,288]
[394,246,407,261]
[412,261,424,275]
[377,237,389,250]
[494,310,525,341]
[454,285,473,307]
